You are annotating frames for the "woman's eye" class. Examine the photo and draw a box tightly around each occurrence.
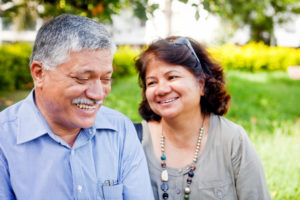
[169,76,178,80]
[147,81,156,86]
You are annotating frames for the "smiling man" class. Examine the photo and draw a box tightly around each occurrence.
[0,14,154,200]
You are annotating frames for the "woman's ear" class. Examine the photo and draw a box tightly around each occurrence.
[30,61,45,88]
[199,79,205,96]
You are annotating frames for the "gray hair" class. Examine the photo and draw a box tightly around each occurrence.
[30,14,116,70]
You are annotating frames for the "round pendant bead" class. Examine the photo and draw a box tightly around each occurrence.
[161,162,166,168]
[190,165,196,170]
[161,182,169,191]
[187,177,192,184]
[188,170,194,177]
[162,192,169,199]
[184,187,191,194]
[161,154,166,161]
[184,194,189,199]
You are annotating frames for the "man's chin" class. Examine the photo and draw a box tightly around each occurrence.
[74,117,97,129]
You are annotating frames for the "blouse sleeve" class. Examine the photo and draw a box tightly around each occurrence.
[231,127,271,200]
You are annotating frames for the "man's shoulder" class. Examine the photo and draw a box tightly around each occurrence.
[0,101,25,145]
[97,106,130,121]
[0,100,23,125]
[94,106,133,130]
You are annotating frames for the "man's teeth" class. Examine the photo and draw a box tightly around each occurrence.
[75,103,97,109]
[161,98,176,104]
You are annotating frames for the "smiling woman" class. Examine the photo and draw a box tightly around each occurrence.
[135,36,271,200]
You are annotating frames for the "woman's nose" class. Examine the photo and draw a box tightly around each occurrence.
[155,81,171,95]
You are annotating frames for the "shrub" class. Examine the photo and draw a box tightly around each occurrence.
[112,45,140,79]
[0,43,33,90]
[209,42,300,71]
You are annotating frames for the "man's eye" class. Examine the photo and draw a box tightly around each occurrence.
[101,78,112,84]
[74,77,88,82]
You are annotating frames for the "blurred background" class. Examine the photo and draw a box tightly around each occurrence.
[1,0,300,199]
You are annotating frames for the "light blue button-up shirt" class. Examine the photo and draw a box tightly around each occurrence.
[0,91,154,200]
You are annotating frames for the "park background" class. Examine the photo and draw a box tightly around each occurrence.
[1,0,300,199]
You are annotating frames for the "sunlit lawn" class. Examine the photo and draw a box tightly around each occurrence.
[1,71,300,199]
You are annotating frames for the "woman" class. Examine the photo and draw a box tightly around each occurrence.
[135,37,271,200]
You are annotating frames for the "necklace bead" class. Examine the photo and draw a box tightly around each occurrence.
[161,169,169,182]
[161,182,169,191]
[163,192,169,199]
[188,170,194,177]
[160,116,205,200]
[184,187,191,194]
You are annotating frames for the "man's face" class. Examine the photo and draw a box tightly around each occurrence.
[33,49,113,134]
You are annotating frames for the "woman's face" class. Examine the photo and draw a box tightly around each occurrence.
[145,59,204,120]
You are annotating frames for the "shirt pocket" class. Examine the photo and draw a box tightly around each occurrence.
[100,183,123,200]
[197,180,237,200]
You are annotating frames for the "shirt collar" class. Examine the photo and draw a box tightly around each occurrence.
[17,90,50,144]
[17,90,117,144]
[94,106,118,131]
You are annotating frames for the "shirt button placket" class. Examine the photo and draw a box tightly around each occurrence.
[70,148,84,199]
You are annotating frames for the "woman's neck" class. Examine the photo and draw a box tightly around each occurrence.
[160,111,205,147]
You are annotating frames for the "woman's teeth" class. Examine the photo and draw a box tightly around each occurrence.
[161,98,177,104]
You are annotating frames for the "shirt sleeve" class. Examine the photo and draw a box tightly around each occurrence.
[0,149,16,200]
[119,119,154,200]
[231,127,271,200]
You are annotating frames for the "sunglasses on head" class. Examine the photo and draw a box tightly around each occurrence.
[168,37,203,72]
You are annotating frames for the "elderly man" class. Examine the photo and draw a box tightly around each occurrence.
[0,14,154,200]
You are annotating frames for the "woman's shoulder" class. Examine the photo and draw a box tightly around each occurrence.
[210,114,249,146]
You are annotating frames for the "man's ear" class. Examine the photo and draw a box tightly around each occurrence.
[30,61,45,87]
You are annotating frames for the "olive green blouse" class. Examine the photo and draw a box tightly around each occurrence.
[141,114,271,200]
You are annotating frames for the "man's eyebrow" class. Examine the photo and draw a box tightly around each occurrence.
[72,67,113,75]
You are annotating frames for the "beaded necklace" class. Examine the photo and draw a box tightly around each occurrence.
[160,116,205,200]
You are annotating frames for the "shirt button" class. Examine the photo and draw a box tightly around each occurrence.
[71,149,75,155]
[176,188,181,194]
[77,185,82,192]
[216,189,222,197]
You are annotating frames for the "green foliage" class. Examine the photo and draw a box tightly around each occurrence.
[256,132,300,200]
[112,45,140,79]
[105,75,142,122]
[200,0,300,44]
[1,0,159,27]
[225,71,300,134]
[0,43,33,91]
[209,42,300,71]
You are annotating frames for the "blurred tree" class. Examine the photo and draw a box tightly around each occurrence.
[195,0,300,45]
[0,0,159,29]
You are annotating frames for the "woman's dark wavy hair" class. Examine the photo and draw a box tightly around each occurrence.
[135,36,231,121]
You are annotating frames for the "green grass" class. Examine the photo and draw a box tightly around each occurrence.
[226,71,300,136]
[1,71,300,199]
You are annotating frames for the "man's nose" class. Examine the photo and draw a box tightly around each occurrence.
[86,80,104,101]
